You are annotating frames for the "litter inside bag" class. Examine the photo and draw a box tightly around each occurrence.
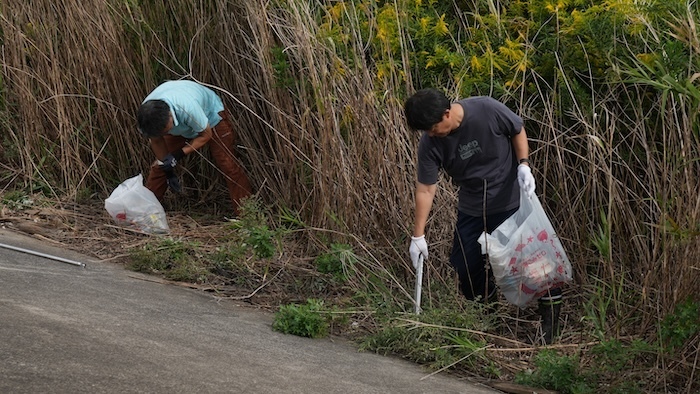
[478,192,572,308]
[104,174,169,234]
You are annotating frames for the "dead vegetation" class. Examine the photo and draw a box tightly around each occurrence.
[0,0,698,392]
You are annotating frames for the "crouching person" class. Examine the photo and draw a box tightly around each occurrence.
[137,80,252,215]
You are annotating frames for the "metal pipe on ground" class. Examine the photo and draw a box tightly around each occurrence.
[0,242,87,268]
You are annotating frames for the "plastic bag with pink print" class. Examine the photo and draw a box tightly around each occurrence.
[478,192,572,308]
[105,174,170,234]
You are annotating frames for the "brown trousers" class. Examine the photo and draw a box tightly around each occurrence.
[146,110,252,214]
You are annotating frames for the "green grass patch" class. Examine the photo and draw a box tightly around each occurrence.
[272,299,329,338]
[125,197,297,287]
[359,306,495,374]
[227,198,286,259]
[314,243,356,282]
[128,238,208,283]
[515,349,594,394]
[1,190,35,210]
[660,298,700,351]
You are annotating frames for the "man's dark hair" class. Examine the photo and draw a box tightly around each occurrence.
[137,100,171,137]
[403,88,451,131]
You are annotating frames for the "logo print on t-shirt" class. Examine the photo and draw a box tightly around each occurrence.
[459,140,482,160]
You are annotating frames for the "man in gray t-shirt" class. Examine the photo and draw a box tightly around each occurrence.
[404,88,562,344]
[416,95,523,217]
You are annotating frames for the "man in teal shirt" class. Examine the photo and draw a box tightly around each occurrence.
[137,80,251,215]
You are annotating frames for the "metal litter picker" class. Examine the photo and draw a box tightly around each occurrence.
[413,254,424,314]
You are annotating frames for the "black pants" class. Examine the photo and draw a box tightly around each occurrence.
[450,208,561,301]
[450,208,517,300]
[450,207,562,302]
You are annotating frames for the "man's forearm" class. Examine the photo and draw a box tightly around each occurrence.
[413,183,436,236]
[183,126,213,154]
[512,127,529,162]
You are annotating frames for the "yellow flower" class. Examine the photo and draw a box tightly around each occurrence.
[420,17,431,33]
[636,53,656,66]
[471,56,484,72]
[545,0,566,13]
[499,38,524,63]
[434,14,449,37]
[377,26,388,43]
[328,2,346,22]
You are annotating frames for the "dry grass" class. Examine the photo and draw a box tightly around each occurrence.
[0,0,698,391]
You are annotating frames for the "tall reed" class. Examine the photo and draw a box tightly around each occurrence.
[0,0,697,390]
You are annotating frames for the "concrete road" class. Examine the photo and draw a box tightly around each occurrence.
[0,229,497,394]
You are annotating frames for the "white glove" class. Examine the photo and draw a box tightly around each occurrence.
[517,164,536,198]
[409,235,429,269]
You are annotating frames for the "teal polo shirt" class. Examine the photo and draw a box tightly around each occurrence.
[143,80,225,139]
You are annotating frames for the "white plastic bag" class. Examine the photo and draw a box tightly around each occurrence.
[104,174,169,234]
[478,192,572,308]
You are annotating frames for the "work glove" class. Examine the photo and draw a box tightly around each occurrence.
[159,153,179,171]
[517,164,536,198]
[158,149,186,172]
[409,235,429,270]
[159,163,181,194]
[166,173,182,193]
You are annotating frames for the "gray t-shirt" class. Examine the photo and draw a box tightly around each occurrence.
[417,96,524,216]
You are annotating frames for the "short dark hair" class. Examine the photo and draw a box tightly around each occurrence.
[403,88,451,131]
[137,100,171,137]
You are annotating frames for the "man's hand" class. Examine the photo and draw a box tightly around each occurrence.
[166,173,182,193]
[517,164,536,198]
[158,149,186,171]
[160,162,182,194]
[409,235,429,269]
[159,153,178,171]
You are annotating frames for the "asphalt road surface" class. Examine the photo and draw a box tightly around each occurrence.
[0,229,497,394]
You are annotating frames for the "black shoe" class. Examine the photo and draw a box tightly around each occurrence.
[538,296,562,344]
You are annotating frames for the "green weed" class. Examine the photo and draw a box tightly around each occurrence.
[590,338,654,374]
[515,349,594,394]
[166,259,208,283]
[591,210,611,261]
[660,298,700,351]
[442,332,496,376]
[1,190,34,210]
[277,206,305,229]
[582,286,610,340]
[228,198,284,259]
[128,239,207,283]
[246,224,276,259]
[582,273,630,340]
[210,244,248,273]
[272,299,329,338]
[583,338,653,393]
[360,306,492,372]
[233,198,268,230]
[270,46,295,89]
[314,243,356,282]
